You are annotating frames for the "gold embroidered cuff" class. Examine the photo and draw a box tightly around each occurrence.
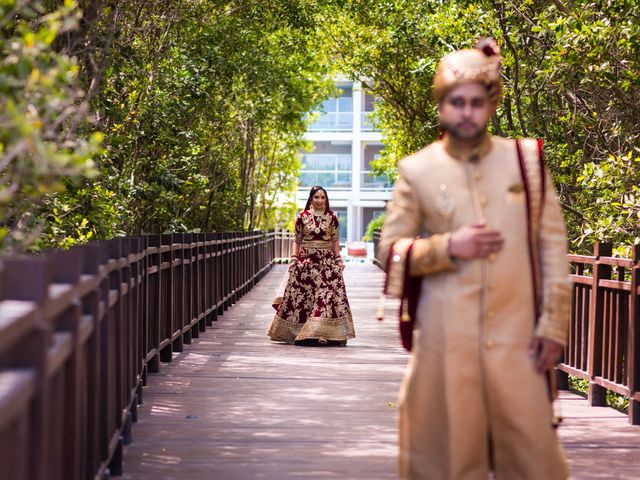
[385,238,415,297]
[535,281,571,346]
[409,233,458,276]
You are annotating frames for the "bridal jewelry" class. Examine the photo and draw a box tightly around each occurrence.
[312,209,324,233]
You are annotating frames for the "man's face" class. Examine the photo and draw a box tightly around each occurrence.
[437,83,496,141]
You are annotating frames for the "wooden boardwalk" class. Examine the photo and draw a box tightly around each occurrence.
[121,263,640,479]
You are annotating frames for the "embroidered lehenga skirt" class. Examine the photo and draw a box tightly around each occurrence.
[267,240,355,344]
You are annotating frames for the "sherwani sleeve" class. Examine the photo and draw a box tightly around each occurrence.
[378,162,458,276]
[535,169,571,346]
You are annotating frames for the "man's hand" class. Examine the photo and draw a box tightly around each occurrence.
[448,222,504,260]
[529,337,564,374]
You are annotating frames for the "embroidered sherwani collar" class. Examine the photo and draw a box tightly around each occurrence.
[441,132,492,163]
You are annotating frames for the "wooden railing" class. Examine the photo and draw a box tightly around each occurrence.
[273,230,295,262]
[560,242,640,425]
[0,231,291,480]
[372,230,383,269]
[373,233,640,425]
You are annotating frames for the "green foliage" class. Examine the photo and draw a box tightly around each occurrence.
[362,214,385,241]
[568,375,629,413]
[575,152,640,253]
[321,0,640,250]
[321,1,499,180]
[568,375,588,395]
[59,0,333,238]
[1,0,335,252]
[0,1,100,254]
[3,0,639,254]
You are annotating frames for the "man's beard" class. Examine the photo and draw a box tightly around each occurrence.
[441,120,487,141]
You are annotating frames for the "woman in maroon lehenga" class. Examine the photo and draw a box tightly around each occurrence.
[267,186,355,346]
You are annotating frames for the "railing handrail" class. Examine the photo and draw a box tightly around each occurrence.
[0,230,293,480]
[372,232,640,425]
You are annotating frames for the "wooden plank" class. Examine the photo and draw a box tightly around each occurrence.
[0,369,36,431]
[120,263,640,480]
[598,256,635,268]
[121,263,407,479]
[556,390,640,479]
[599,279,631,291]
[0,301,38,353]
[571,275,593,285]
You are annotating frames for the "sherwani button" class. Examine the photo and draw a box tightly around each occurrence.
[488,253,497,262]
[485,339,495,348]
[479,196,488,206]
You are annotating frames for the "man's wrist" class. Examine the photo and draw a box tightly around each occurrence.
[447,235,460,264]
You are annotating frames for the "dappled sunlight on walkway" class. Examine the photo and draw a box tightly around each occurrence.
[122,263,407,479]
[121,263,640,480]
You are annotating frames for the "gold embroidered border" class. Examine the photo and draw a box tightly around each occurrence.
[410,234,458,276]
[267,314,356,344]
[535,281,571,346]
[521,139,543,232]
[521,138,544,308]
[301,240,333,249]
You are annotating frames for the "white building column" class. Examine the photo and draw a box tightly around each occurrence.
[350,82,363,243]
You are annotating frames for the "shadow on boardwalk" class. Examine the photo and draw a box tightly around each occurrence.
[122,263,640,480]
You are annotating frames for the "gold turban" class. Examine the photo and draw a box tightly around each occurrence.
[432,38,502,103]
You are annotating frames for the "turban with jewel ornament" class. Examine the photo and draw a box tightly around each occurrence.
[432,38,502,103]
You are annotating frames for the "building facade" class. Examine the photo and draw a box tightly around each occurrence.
[296,79,392,243]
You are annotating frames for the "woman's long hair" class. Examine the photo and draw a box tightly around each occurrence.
[304,185,332,213]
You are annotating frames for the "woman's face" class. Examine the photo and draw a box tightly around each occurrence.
[311,190,327,210]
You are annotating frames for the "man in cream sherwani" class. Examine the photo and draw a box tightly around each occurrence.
[378,39,570,480]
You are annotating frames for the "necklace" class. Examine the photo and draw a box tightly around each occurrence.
[310,209,324,233]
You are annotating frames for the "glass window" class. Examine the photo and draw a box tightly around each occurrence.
[362,145,384,170]
[321,98,337,113]
[299,172,317,187]
[308,87,354,132]
[333,208,348,242]
[336,173,352,185]
[299,152,352,189]
[336,154,352,171]
[361,162,393,191]
[337,96,353,112]
[361,91,379,131]
[317,172,335,187]
[302,155,336,170]
[364,92,377,111]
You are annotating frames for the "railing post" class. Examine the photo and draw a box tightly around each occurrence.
[50,249,85,480]
[556,368,569,390]
[587,241,612,406]
[129,236,145,409]
[195,232,206,335]
[628,245,640,424]
[145,235,160,373]
[3,256,51,480]
[159,234,174,363]
[215,232,224,317]
[231,232,238,304]
[173,233,186,354]
[77,242,106,477]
